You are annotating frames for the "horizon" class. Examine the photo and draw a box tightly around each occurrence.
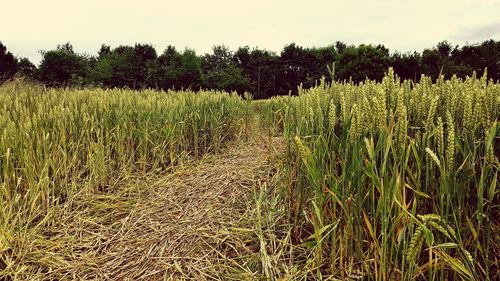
[1,38,498,67]
[2,0,500,65]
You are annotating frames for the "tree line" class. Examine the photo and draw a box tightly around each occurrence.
[1,40,499,98]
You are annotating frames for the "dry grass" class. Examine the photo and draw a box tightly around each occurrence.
[17,124,287,280]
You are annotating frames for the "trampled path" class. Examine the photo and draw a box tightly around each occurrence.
[48,133,285,280]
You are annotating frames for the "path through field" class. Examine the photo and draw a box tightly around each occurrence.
[47,128,286,280]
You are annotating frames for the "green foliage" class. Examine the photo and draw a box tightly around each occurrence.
[0,42,18,81]
[154,46,203,90]
[37,43,90,86]
[2,40,500,98]
[336,44,390,82]
[202,45,250,93]
[16,58,36,77]
[90,43,157,88]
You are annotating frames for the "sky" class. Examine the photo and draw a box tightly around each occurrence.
[2,0,500,65]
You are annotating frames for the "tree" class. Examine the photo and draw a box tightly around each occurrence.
[0,41,18,81]
[421,48,443,80]
[391,51,421,81]
[335,41,347,54]
[17,58,36,77]
[154,46,203,90]
[278,43,318,94]
[155,46,182,89]
[234,46,280,98]
[450,40,500,81]
[91,43,157,88]
[307,45,339,84]
[178,49,203,90]
[420,41,460,80]
[98,44,111,58]
[202,45,249,93]
[37,43,89,86]
[4,39,500,94]
[336,44,390,83]
[134,44,158,88]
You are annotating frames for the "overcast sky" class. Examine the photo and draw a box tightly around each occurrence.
[2,0,500,65]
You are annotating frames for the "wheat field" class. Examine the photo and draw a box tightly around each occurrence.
[264,69,499,280]
[1,70,499,280]
[0,80,252,278]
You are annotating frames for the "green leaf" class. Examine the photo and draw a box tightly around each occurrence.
[423,227,434,245]
[432,242,458,249]
[306,224,332,241]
